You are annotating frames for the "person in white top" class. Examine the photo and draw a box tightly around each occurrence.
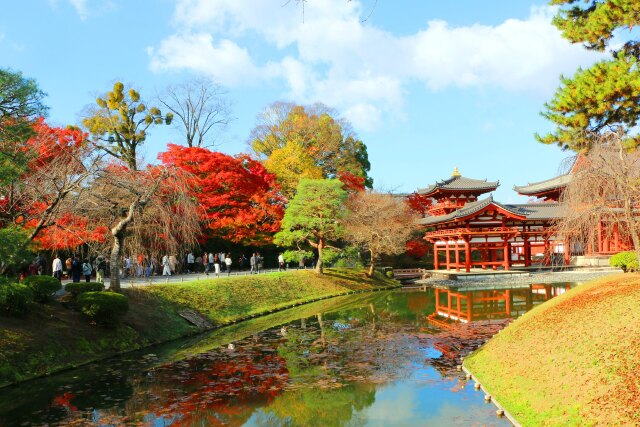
[225,254,232,276]
[162,255,171,276]
[278,253,285,271]
[187,252,195,273]
[52,256,63,281]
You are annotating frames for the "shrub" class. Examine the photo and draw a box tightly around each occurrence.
[22,275,62,302]
[65,282,104,298]
[0,281,34,316]
[609,251,639,273]
[77,291,128,325]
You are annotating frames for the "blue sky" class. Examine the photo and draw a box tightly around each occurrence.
[1,0,606,202]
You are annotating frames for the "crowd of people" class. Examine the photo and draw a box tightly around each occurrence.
[21,250,313,283]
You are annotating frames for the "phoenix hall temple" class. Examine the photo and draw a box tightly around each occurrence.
[417,163,628,273]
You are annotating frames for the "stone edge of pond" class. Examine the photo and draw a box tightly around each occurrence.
[460,363,521,427]
[0,283,402,390]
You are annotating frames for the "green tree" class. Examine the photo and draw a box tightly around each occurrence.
[537,53,640,151]
[539,1,640,150]
[274,179,347,274]
[0,69,48,185]
[551,0,640,51]
[0,226,33,275]
[250,102,372,196]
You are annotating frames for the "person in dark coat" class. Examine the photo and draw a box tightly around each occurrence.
[71,255,83,283]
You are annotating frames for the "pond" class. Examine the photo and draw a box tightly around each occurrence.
[0,283,575,426]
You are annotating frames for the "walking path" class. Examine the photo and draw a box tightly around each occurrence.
[61,268,301,289]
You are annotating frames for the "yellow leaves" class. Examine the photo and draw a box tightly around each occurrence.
[264,140,323,198]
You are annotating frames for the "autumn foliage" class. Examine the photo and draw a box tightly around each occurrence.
[159,144,285,245]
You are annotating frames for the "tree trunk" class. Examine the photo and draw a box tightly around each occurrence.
[109,199,138,291]
[315,238,324,274]
[109,231,124,291]
[368,249,375,277]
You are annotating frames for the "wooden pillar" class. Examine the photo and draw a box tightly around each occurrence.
[505,290,511,316]
[597,221,603,253]
[523,237,531,267]
[543,238,551,266]
[614,223,620,252]
[447,289,452,315]
[467,292,473,321]
[464,238,471,273]
[445,240,451,271]
[503,239,510,271]
[435,288,440,312]
[564,240,570,265]
[454,239,460,272]
[434,245,439,270]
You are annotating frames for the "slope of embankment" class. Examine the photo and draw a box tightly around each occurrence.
[0,269,398,388]
[464,273,640,426]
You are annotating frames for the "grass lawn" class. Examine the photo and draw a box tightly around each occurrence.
[464,273,640,426]
[0,268,397,387]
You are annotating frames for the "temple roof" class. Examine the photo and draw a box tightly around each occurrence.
[418,196,564,226]
[417,175,499,197]
[513,174,572,196]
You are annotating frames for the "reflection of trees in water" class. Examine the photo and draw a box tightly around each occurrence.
[4,291,461,427]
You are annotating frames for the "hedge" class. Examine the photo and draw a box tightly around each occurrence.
[22,275,62,302]
[76,291,129,325]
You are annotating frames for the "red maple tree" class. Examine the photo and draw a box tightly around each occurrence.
[159,144,285,245]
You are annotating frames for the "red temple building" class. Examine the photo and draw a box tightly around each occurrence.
[418,165,628,272]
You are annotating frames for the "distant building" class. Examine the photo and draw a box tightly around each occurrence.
[417,164,627,272]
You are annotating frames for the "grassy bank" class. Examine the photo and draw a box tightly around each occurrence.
[0,269,398,388]
[464,273,640,426]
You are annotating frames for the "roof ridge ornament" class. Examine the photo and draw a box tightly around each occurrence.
[451,166,461,177]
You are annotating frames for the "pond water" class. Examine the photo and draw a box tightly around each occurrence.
[0,283,575,427]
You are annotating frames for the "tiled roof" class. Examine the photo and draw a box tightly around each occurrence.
[504,203,565,220]
[513,174,572,196]
[418,197,565,226]
[417,176,499,196]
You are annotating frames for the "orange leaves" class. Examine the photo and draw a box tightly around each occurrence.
[159,144,285,245]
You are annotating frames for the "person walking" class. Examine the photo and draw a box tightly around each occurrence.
[278,253,285,271]
[187,252,195,273]
[95,256,106,283]
[123,256,131,278]
[162,254,172,276]
[256,252,262,274]
[52,255,63,282]
[213,254,221,277]
[208,252,214,275]
[225,253,232,276]
[37,253,46,275]
[82,259,93,283]
[71,255,82,283]
[250,253,257,274]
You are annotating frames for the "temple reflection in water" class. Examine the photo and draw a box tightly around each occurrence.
[427,283,573,325]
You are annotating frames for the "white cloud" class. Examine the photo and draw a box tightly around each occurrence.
[69,0,88,20]
[149,1,602,131]
[148,33,260,87]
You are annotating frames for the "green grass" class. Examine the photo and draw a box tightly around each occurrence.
[464,273,640,426]
[0,268,397,387]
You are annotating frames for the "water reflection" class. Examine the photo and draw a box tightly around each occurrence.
[430,283,573,323]
[0,287,571,426]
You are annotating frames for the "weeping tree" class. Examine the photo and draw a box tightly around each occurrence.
[82,165,200,282]
[82,82,174,290]
[554,132,640,264]
[274,179,347,274]
[343,191,417,277]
